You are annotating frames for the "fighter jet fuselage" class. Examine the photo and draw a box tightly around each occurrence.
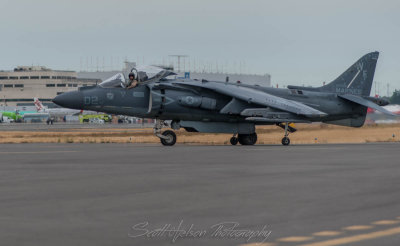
[61,84,358,122]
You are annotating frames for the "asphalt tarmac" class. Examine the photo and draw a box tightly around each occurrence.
[1,143,400,246]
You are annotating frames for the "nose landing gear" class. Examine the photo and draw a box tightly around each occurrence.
[154,119,177,146]
[160,130,177,146]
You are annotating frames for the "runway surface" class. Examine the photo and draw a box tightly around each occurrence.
[1,143,400,246]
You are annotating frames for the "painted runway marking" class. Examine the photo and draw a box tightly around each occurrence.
[239,243,277,246]
[342,225,373,231]
[371,220,400,225]
[277,236,313,242]
[312,231,342,237]
[298,227,400,246]
[240,217,400,246]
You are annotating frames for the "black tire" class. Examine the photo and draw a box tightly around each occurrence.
[238,133,257,145]
[230,137,238,145]
[281,137,290,146]
[160,130,177,146]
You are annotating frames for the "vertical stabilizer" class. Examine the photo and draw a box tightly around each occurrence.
[320,52,379,96]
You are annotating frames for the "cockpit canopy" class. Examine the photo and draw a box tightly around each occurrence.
[98,73,126,88]
[99,65,176,88]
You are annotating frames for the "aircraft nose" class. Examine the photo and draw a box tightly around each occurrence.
[53,91,84,109]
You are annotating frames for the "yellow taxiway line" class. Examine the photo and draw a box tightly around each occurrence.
[298,227,400,246]
[240,216,400,246]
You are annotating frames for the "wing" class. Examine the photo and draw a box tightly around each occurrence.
[173,81,327,117]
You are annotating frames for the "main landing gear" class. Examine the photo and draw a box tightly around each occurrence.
[154,119,177,146]
[277,122,297,146]
[230,133,258,145]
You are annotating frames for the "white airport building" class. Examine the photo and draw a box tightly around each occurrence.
[0,66,100,107]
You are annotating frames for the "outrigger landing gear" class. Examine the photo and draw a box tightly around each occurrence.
[282,123,290,146]
[154,119,177,146]
[278,122,296,146]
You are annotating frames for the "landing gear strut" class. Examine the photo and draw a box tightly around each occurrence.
[154,119,177,146]
[278,122,295,146]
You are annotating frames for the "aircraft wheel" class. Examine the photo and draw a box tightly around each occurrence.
[230,137,238,145]
[281,137,290,146]
[238,133,257,145]
[160,130,177,146]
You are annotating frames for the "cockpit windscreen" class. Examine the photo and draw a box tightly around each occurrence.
[99,73,126,88]
[99,66,176,88]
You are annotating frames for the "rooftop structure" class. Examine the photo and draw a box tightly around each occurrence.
[0,66,100,107]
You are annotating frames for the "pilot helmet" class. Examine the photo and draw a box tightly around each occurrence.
[128,72,135,80]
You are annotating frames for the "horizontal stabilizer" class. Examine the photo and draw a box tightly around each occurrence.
[339,94,397,116]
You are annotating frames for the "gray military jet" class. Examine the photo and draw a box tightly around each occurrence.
[53,52,395,146]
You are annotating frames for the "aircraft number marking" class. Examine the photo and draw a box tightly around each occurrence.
[84,96,99,105]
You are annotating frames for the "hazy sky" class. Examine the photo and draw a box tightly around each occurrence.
[1,0,399,95]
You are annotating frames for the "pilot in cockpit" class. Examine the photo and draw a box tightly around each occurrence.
[126,72,139,89]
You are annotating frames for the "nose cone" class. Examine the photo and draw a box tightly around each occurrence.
[53,91,84,109]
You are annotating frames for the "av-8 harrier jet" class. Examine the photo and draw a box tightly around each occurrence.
[53,52,394,146]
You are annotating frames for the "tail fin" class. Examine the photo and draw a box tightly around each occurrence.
[320,52,379,96]
[33,98,44,112]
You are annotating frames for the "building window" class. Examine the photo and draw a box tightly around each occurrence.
[57,84,66,87]
[57,92,64,95]
[4,84,13,88]
[9,76,18,80]
[68,84,73,87]
[14,84,24,88]
[41,76,50,79]
[20,76,29,79]
[0,76,8,80]
[52,76,57,79]
[46,84,56,87]
[73,84,78,87]
[30,76,39,79]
